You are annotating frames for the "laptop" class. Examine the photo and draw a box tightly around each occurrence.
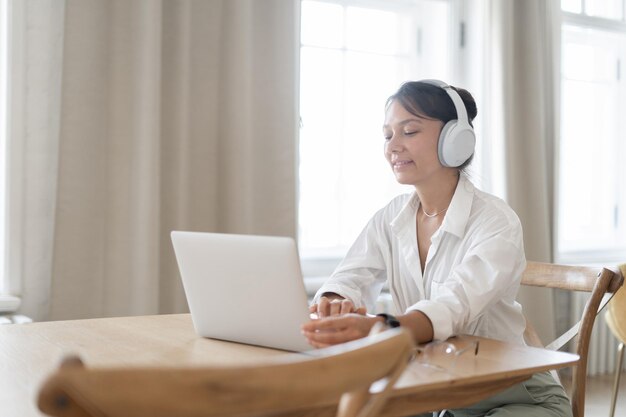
[171,231,314,352]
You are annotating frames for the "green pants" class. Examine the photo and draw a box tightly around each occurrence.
[414,372,573,417]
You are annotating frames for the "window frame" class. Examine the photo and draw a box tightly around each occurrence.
[0,0,24,312]
[555,8,626,265]
[1,0,25,300]
[0,0,10,295]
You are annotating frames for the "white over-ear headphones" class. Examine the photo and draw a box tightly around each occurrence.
[420,79,476,168]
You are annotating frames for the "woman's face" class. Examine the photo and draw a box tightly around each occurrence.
[383,100,444,186]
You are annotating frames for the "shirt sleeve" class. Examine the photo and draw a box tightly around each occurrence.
[408,217,526,341]
[312,211,390,312]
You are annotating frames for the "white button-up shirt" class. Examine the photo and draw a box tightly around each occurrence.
[314,175,527,344]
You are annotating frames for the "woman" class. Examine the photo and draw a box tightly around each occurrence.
[301,80,572,417]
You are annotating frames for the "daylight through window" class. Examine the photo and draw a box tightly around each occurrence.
[298,0,451,265]
[558,1,626,261]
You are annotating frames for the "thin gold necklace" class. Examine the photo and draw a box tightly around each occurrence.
[422,206,449,218]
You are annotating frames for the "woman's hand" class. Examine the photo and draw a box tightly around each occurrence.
[301,314,382,348]
[309,295,367,318]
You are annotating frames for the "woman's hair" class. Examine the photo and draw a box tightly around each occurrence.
[386,81,478,171]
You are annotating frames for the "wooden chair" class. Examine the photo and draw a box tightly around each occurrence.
[38,326,414,417]
[521,261,624,417]
[604,264,626,417]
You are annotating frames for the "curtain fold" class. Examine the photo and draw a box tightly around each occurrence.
[9,0,65,321]
[16,0,299,321]
[487,0,561,343]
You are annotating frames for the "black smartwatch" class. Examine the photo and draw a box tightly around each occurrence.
[376,313,401,328]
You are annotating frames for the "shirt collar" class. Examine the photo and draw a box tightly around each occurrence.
[389,193,418,238]
[440,174,474,238]
[389,174,475,239]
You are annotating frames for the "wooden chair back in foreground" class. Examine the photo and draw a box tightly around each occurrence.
[521,261,624,417]
[38,326,414,417]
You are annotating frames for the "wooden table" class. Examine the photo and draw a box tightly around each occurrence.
[0,314,579,417]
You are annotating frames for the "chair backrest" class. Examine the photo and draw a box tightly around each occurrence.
[521,261,624,417]
[38,327,414,417]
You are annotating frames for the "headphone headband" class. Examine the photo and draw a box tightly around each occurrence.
[419,79,470,126]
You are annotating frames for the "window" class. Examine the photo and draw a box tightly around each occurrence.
[0,0,9,293]
[562,0,625,19]
[557,1,626,262]
[298,0,452,275]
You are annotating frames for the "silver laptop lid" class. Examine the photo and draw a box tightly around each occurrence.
[171,231,313,352]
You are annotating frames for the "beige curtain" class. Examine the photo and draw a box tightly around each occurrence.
[15,0,299,321]
[7,0,65,321]
[487,0,561,343]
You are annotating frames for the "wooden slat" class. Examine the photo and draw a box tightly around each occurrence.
[236,375,535,417]
[521,262,623,293]
[379,376,529,417]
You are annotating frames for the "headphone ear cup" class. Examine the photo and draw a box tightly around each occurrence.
[438,121,457,167]
[437,121,476,168]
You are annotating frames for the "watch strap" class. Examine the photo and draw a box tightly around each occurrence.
[376,313,401,328]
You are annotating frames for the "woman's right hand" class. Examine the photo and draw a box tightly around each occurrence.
[309,294,366,318]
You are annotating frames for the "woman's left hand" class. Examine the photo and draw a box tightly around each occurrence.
[301,314,382,348]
